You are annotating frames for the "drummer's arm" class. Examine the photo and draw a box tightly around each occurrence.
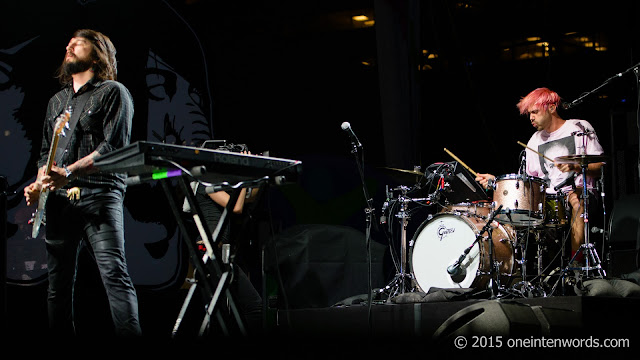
[475,173,496,190]
[554,161,603,177]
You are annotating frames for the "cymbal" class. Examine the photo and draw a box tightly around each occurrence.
[382,167,425,176]
[554,154,608,165]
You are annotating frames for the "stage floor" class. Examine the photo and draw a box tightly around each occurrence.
[271,293,640,353]
[4,278,640,355]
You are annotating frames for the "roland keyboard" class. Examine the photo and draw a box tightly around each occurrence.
[93,141,302,185]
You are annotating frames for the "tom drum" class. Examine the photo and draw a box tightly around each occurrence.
[493,174,546,227]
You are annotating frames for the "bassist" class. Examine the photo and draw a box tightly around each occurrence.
[23,29,141,337]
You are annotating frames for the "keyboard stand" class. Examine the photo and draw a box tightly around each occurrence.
[165,175,248,338]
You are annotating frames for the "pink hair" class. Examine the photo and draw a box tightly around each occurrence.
[516,87,561,115]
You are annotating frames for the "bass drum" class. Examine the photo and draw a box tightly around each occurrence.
[409,213,515,293]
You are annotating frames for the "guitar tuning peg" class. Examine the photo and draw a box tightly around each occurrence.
[65,122,70,129]
[60,129,66,137]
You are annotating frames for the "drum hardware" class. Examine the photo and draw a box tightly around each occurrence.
[443,148,478,177]
[378,185,436,299]
[555,154,609,279]
[507,228,535,297]
[509,228,567,298]
[433,159,489,204]
[444,205,507,298]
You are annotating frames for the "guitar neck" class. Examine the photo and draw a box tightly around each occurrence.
[44,135,60,175]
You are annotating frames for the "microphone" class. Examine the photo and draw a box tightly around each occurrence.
[447,252,467,276]
[591,226,606,234]
[561,102,573,110]
[446,263,463,276]
[554,174,576,191]
[518,151,526,176]
[341,122,362,148]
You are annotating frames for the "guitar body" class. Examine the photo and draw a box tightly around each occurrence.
[31,189,49,238]
[30,108,72,238]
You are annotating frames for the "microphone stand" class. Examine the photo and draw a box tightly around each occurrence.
[634,65,640,196]
[563,61,640,110]
[610,64,640,216]
[599,166,611,274]
[565,62,640,202]
[448,205,503,298]
[347,135,377,323]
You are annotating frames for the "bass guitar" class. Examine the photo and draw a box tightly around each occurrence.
[31,108,72,238]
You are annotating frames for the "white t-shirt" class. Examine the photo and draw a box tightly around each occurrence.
[526,119,604,193]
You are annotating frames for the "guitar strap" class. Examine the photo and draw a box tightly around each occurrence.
[54,88,93,165]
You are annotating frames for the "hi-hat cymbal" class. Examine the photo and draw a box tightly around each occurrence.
[554,154,608,165]
[382,167,425,176]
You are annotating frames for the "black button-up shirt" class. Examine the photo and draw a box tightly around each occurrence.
[37,77,133,192]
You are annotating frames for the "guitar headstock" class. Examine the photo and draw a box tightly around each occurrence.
[54,107,72,137]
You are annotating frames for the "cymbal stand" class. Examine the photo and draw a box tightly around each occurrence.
[510,229,549,298]
[484,206,503,298]
[597,165,611,273]
[565,161,606,279]
[378,186,415,299]
[512,229,533,295]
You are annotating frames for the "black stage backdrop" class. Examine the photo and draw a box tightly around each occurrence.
[1,0,639,339]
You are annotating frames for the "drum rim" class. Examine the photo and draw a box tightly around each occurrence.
[444,201,493,207]
[495,173,547,184]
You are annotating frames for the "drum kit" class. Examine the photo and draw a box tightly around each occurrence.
[377,148,608,300]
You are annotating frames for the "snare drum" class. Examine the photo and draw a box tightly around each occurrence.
[492,174,546,227]
[409,213,515,293]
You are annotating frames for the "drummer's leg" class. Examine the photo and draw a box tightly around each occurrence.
[568,191,585,263]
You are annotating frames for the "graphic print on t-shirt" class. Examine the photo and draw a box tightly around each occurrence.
[537,135,576,181]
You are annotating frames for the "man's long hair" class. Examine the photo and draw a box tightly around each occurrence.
[56,29,118,85]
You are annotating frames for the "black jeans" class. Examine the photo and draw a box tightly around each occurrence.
[229,264,263,334]
[45,189,141,337]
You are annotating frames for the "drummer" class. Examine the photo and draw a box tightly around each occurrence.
[475,87,604,265]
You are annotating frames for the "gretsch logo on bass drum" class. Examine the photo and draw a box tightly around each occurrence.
[437,221,455,241]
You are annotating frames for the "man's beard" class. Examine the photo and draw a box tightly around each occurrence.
[63,56,93,76]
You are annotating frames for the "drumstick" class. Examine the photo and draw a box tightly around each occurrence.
[516,141,554,162]
[443,148,478,177]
